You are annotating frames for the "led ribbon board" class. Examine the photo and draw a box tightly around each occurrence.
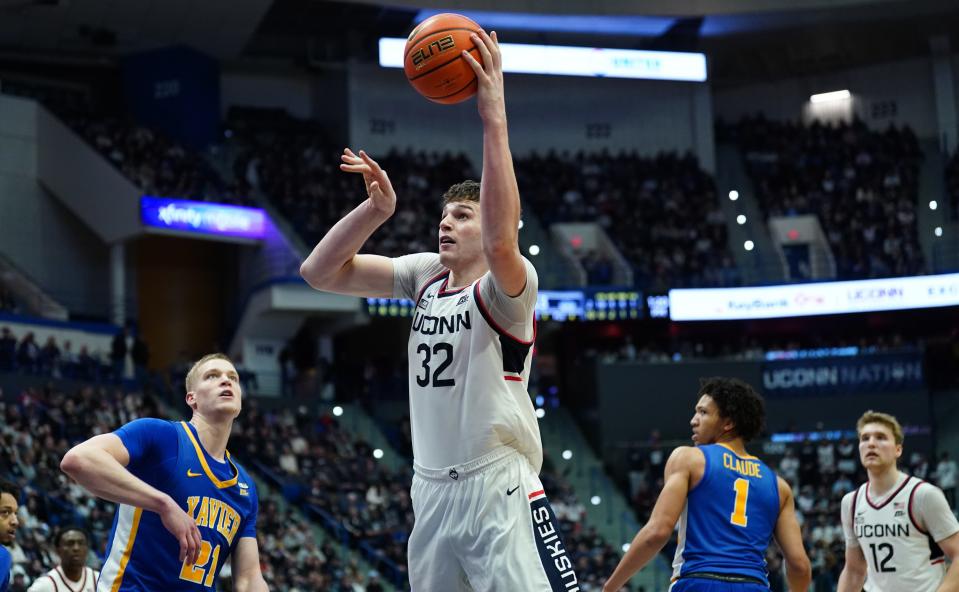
[379,38,707,82]
[367,289,642,321]
[141,197,267,240]
[669,273,959,321]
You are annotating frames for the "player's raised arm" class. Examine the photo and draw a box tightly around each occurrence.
[603,446,701,592]
[298,148,397,298]
[772,477,812,592]
[462,31,526,297]
[60,430,202,566]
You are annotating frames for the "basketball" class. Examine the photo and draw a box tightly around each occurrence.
[403,13,484,105]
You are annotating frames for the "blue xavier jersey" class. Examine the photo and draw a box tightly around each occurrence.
[672,443,780,585]
[98,419,258,592]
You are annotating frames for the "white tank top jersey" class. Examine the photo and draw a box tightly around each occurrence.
[26,566,99,592]
[393,252,543,472]
[841,473,959,592]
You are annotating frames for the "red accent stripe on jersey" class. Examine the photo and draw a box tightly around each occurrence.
[504,376,523,382]
[865,476,912,510]
[473,280,536,345]
[528,489,545,500]
[932,558,946,565]
[437,276,469,296]
[415,271,450,304]
[908,480,928,534]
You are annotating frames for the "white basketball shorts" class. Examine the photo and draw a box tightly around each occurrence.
[407,447,581,591]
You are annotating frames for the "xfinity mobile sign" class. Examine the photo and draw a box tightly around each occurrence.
[141,197,267,240]
[669,273,959,320]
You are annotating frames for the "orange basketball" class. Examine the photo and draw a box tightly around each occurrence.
[403,13,484,105]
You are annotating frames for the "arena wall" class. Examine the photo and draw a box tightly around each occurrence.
[597,359,932,450]
[714,56,939,137]
[0,95,115,319]
[347,62,710,166]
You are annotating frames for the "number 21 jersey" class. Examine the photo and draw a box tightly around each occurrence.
[393,252,542,472]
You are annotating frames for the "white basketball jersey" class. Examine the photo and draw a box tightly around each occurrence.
[27,566,99,592]
[850,476,946,592]
[402,262,542,472]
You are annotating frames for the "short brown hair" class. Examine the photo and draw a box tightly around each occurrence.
[441,180,480,207]
[856,410,904,445]
[185,353,234,393]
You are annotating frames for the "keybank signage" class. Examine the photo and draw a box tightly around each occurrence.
[141,196,267,240]
[669,273,959,320]
[762,353,924,396]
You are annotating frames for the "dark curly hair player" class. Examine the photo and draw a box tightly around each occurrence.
[603,377,811,592]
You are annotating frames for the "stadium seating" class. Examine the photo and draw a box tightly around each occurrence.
[720,115,925,279]
[513,150,736,290]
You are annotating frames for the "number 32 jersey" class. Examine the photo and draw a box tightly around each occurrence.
[98,419,258,592]
[393,252,542,472]
[841,474,959,592]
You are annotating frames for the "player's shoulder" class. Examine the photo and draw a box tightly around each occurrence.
[668,445,705,468]
[117,417,179,434]
[841,483,865,506]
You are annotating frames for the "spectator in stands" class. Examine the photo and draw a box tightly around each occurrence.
[937,451,957,507]
[130,333,149,384]
[25,528,97,592]
[37,339,59,378]
[16,334,38,375]
[0,328,15,372]
[109,328,126,383]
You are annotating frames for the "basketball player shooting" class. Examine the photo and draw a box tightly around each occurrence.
[300,30,578,591]
[837,411,959,592]
[603,378,811,592]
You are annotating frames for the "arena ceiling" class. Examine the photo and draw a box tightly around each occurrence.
[0,0,956,87]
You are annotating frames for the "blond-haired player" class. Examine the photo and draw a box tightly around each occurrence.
[837,410,959,591]
[61,354,268,591]
[299,30,576,591]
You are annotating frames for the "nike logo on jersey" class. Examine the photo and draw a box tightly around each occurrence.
[187,469,202,478]
[457,294,469,306]
[507,486,520,496]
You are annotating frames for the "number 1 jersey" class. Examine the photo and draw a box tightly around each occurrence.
[393,252,542,472]
[672,444,780,585]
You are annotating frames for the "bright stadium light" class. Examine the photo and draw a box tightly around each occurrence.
[332,405,343,417]
[590,495,602,506]
[373,448,384,459]
[621,543,630,552]
[536,408,546,418]
[810,90,851,103]
[529,244,541,256]
[930,200,938,210]
[935,226,943,237]
[562,450,573,460]
[736,214,747,225]
[518,219,525,229]
[728,190,739,201]
[744,240,755,251]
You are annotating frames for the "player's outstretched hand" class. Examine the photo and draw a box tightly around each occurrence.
[340,148,397,216]
[159,496,202,566]
[461,30,506,124]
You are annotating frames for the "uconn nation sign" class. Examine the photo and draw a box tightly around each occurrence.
[761,353,924,396]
